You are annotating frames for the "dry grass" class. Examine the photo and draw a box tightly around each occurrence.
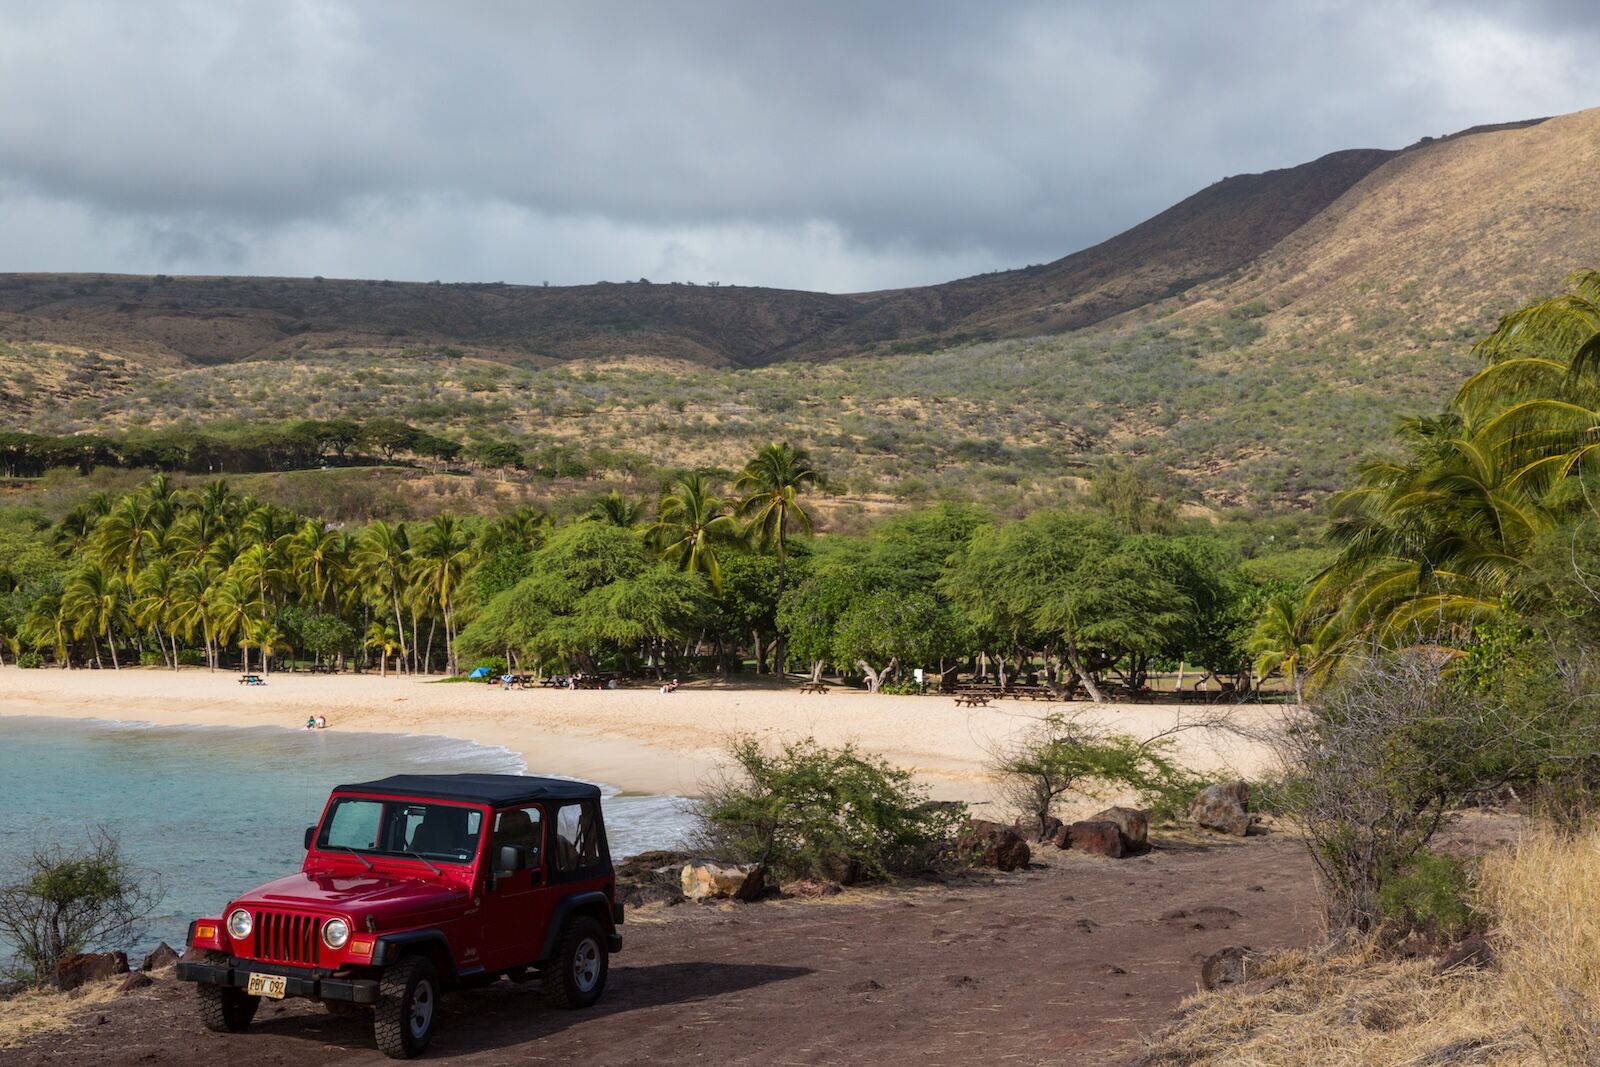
[1134,826,1600,1066]
[0,980,122,1050]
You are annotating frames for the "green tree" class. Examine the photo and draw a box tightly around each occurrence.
[736,442,823,594]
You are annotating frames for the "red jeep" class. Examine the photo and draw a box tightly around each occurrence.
[176,773,623,1058]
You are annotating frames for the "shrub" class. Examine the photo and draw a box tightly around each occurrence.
[471,657,507,676]
[175,649,205,666]
[693,736,967,881]
[138,651,165,667]
[0,828,163,984]
[1376,850,1482,943]
[16,651,43,669]
[990,711,1202,836]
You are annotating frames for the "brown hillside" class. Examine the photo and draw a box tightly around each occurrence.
[1182,109,1600,337]
[0,134,1433,371]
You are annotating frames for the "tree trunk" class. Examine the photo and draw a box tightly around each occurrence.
[751,629,766,675]
[856,660,883,693]
[1063,633,1105,703]
[810,660,824,684]
[424,618,436,675]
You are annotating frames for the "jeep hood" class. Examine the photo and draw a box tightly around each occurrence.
[233,870,469,924]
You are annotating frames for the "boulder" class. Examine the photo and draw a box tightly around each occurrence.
[140,942,180,972]
[1190,781,1253,836]
[954,820,1031,871]
[620,881,685,908]
[1088,806,1150,853]
[818,853,863,886]
[784,879,844,899]
[118,971,154,994]
[1064,820,1125,858]
[615,849,693,881]
[680,861,768,902]
[54,951,129,991]
[1013,815,1064,844]
[1201,945,1260,990]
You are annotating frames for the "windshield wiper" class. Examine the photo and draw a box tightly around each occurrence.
[401,848,442,876]
[331,845,373,871]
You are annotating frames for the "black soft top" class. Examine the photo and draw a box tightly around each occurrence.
[334,773,602,806]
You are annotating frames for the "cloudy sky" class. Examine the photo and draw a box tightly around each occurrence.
[1,1,1597,292]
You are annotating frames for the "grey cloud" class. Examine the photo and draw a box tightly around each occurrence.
[1,1,1598,290]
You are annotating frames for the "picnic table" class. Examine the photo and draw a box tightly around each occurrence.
[799,682,829,694]
[953,693,991,708]
[238,673,265,686]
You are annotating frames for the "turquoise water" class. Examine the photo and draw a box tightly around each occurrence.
[0,714,689,962]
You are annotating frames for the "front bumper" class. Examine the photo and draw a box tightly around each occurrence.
[175,958,380,1005]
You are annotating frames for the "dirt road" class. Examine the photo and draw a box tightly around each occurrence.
[3,833,1317,1067]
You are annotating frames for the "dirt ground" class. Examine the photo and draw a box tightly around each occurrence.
[0,831,1317,1067]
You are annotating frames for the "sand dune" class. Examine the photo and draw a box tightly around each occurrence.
[0,668,1285,814]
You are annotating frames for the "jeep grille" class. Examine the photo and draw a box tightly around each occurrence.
[251,910,323,966]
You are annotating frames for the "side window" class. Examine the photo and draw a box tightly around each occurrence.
[492,806,543,871]
[553,801,602,873]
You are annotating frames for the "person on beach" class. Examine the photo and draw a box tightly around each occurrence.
[305,716,316,730]
[316,715,328,729]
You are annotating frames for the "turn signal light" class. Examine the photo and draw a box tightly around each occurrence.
[194,923,218,942]
[348,938,374,957]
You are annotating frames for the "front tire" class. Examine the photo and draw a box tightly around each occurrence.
[373,955,438,1059]
[542,916,608,1009]
[198,983,260,1033]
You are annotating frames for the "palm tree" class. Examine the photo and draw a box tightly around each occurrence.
[93,495,158,584]
[23,593,72,668]
[589,492,642,528]
[647,472,739,592]
[132,560,182,669]
[735,442,823,593]
[210,575,264,673]
[286,519,346,610]
[169,566,220,669]
[1248,592,1322,703]
[62,564,126,669]
[365,621,401,678]
[355,521,413,674]
[411,515,474,674]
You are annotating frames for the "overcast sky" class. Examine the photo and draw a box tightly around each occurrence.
[1,1,1597,292]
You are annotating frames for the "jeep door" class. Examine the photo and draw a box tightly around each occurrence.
[478,804,553,971]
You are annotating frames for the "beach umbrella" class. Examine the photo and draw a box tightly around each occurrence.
[469,666,491,679]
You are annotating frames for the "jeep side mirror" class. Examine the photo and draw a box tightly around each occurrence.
[495,844,527,874]
[304,826,316,850]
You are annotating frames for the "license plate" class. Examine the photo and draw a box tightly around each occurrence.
[246,973,287,999]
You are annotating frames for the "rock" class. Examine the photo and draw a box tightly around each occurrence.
[784,879,844,899]
[1161,906,1243,931]
[818,853,863,885]
[1433,932,1495,974]
[620,881,685,908]
[846,978,882,993]
[178,946,211,964]
[1201,945,1260,990]
[1049,823,1072,849]
[54,951,129,991]
[954,820,1031,871]
[1013,814,1064,843]
[140,943,180,972]
[0,979,24,999]
[1088,806,1150,853]
[680,861,768,902]
[118,972,154,994]
[1065,820,1125,858]
[1190,781,1253,836]
[614,849,693,881]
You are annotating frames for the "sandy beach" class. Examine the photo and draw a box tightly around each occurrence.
[0,668,1285,813]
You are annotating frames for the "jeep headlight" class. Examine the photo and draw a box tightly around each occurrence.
[226,908,253,939]
[322,918,350,949]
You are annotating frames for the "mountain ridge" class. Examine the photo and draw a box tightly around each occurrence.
[0,115,1553,373]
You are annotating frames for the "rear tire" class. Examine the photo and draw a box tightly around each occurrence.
[373,955,438,1059]
[542,916,608,1009]
[197,983,260,1033]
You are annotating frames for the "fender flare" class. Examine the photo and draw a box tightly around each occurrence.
[371,928,457,979]
[538,891,615,962]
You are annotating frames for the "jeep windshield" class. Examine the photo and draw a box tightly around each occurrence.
[316,797,484,865]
